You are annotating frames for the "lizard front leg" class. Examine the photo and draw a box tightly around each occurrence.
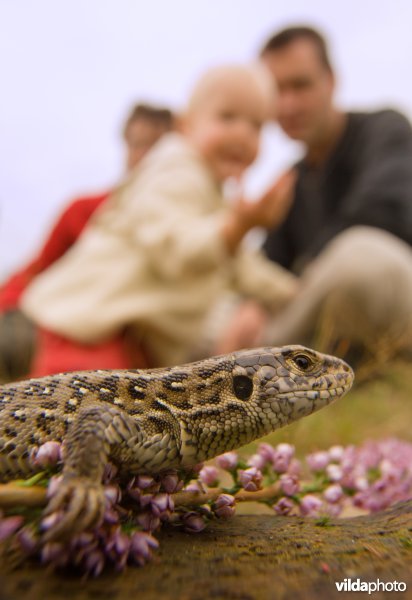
[43,405,143,541]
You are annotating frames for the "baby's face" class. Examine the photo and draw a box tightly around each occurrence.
[185,83,267,182]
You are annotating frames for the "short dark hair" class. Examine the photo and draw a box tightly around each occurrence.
[260,26,332,72]
[123,103,174,136]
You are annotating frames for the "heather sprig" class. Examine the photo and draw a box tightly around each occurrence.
[0,437,411,576]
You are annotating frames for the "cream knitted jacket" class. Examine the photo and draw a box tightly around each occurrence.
[22,134,297,366]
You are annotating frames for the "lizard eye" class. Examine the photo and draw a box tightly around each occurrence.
[233,375,253,400]
[293,354,312,371]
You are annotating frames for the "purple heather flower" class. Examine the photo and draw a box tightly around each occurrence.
[129,531,159,566]
[273,497,294,515]
[127,487,142,502]
[272,455,290,474]
[153,493,173,512]
[257,442,278,463]
[326,464,343,482]
[337,439,412,502]
[41,542,69,568]
[279,473,300,496]
[68,534,99,568]
[350,466,412,513]
[379,458,402,479]
[247,453,267,470]
[272,444,295,473]
[150,493,174,519]
[84,549,106,577]
[181,511,206,533]
[136,492,174,519]
[339,445,356,470]
[104,484,121,505]
[239,467,263,492]
[17,526,38,554]
[136,511,161,532]
[276,443,295,459]
[199,465,219,487]
[106,530,130,571]
[215,451,238,470]
[323,484,344,504]
[134,474,158,491]
[299,494,323,517]
[328,445,344,462]
[351,442,379,471]
[127,475,160,502]
[353,475,369,492]
[184,482,203,493]
[139,493,154,509]
[213,494,236,519]
[160,471,184,494]
[32,441,62,469]
[287,458,302,476]
[102,507,120,526]
[353,491,387,513]
[306,451,330,472]
[0,515,24,541]
[69,531,96,551]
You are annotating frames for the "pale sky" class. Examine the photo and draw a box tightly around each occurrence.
[1,0,412,277]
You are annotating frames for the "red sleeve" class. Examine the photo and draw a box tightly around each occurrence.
[0,192,109,311]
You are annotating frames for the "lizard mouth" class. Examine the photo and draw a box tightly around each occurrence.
[270,380,353,423]
[275,380,353,402]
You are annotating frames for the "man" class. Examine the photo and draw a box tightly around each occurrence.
[257,26,412,363]
[0,103,174,381]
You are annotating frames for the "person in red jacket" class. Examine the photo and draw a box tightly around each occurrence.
[0,103,174,381]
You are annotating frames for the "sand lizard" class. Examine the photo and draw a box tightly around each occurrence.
[0,345,353,540]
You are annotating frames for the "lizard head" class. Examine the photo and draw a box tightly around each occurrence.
[178,345,354,465]
[230,344,354,433]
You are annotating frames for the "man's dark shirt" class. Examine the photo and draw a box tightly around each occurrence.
[263,109,412,273]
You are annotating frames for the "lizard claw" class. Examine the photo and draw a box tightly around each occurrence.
[41,477,106,542]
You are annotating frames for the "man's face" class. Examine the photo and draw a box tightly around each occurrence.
[262,38,335,146]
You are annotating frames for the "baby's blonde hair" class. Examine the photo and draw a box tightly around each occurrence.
[186,63,276,118]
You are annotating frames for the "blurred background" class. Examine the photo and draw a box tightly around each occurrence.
[1,0,412,278]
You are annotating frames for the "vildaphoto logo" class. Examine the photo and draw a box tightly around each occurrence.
[335,578,407,594]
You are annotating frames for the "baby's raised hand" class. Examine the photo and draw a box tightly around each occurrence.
[223,170,296,253]
[252,169,296,229]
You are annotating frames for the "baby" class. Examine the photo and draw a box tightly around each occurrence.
[22,65,297,369]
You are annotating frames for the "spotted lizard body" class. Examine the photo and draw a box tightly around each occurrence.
[0,345,353,540]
